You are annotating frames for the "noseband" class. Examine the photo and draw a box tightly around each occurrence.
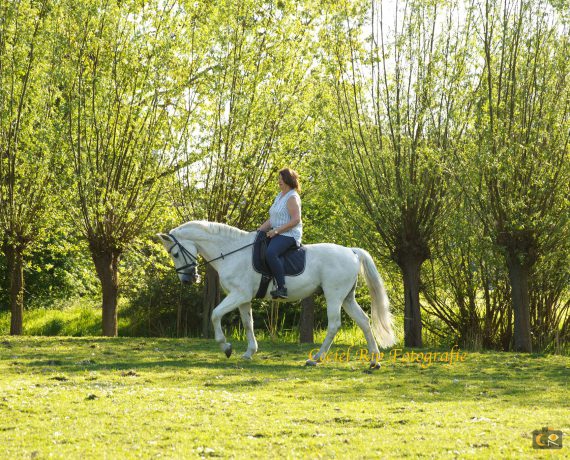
[168,233,198,275]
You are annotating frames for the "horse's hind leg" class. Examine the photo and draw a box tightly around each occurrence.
[306,291,343,366]
[238,303,258,359]
[342,291,381,367]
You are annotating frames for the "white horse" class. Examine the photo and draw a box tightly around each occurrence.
[158,221,395,367]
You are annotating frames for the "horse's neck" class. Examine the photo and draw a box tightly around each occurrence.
[189,226,251,264]
[194,235,227,261]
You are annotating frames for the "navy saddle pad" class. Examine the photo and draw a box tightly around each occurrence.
[252,231,306,277]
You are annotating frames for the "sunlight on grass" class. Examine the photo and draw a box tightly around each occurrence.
[0,303,102,336]
[0,337,568,459]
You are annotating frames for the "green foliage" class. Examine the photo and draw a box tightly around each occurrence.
[119,238,204,337]
[0,0,62,245]
[23,232,99,307]
[422,194,515,350]
[323,0,476,263]
[0,0,66,333]
[0,0,567,352]
[59,0,187,250]
[450,0,570,351]
[173,0,324,228]
[464,0,570,260]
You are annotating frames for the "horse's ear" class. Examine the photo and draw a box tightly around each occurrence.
[157,233,173,244]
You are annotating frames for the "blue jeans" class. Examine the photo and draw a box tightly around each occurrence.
[266,235,296,289]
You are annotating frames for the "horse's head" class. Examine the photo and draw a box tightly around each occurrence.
[157,233,201,285]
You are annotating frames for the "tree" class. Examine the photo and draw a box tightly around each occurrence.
[0,0,60,334]
[463,0,570,351]
[60,0,204,336]
[173,0,321,337]
[325,0,475,346]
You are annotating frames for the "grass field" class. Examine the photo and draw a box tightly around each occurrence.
[0,336,568,459]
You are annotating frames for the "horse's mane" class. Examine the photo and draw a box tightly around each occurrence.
[175,220,250,240]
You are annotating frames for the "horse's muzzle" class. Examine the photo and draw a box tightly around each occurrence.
[180,274,193,285]
[179,269,199,285]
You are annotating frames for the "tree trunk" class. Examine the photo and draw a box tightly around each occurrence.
[202,265,220,338]
[506,255,532,352]
[299,295,315,344]
[400,257,423,348]
[2,241,9,306]
[176,296,184,338]
[501,301,513,351]
[91,250,121,337]
[482,278,493,348]
[6,244,24,335]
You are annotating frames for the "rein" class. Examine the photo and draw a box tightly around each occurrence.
[168,233,255,272]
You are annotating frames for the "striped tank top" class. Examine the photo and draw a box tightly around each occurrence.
[269,189,302,243]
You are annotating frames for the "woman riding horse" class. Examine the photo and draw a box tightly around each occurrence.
[257,168,302,300]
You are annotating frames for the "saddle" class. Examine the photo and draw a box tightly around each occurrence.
[252,231,306,298]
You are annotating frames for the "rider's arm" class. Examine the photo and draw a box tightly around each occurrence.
[258,219,272,232]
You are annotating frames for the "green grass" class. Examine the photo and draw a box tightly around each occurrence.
[0,303,102,336]
[0,303,129,337]
[0,336,568,459]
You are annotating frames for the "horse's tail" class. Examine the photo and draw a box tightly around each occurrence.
[352,248,396,348]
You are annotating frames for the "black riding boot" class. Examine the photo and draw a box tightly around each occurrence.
[270,286,288,299]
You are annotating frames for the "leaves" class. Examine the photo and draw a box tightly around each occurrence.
[0,0,61,247]
[173,0,322,229]
[0,0,567,347]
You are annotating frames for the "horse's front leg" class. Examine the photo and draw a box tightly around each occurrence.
[238,303,258,360]
[211,293,247,358]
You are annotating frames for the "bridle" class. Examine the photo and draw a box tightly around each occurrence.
[167,232,256,275]
[167,233,199,276]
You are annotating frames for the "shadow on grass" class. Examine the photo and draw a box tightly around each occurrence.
[2,337,568,406]
[307,351,570,405]
[2,337,311,374]
[19,358,309,374]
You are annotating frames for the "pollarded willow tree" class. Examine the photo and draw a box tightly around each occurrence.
[462,0,570,352]
[325,0,478,346]
[0,0,61,334]
[173,0,323,336]
[60,0,210,336]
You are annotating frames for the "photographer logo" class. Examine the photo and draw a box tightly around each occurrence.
[532,427,562,449]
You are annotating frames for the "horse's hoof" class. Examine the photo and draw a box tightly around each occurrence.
[305,359,318,367]
[369,361,381,370]
[225,344,232,358]
[241,353,252,360]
